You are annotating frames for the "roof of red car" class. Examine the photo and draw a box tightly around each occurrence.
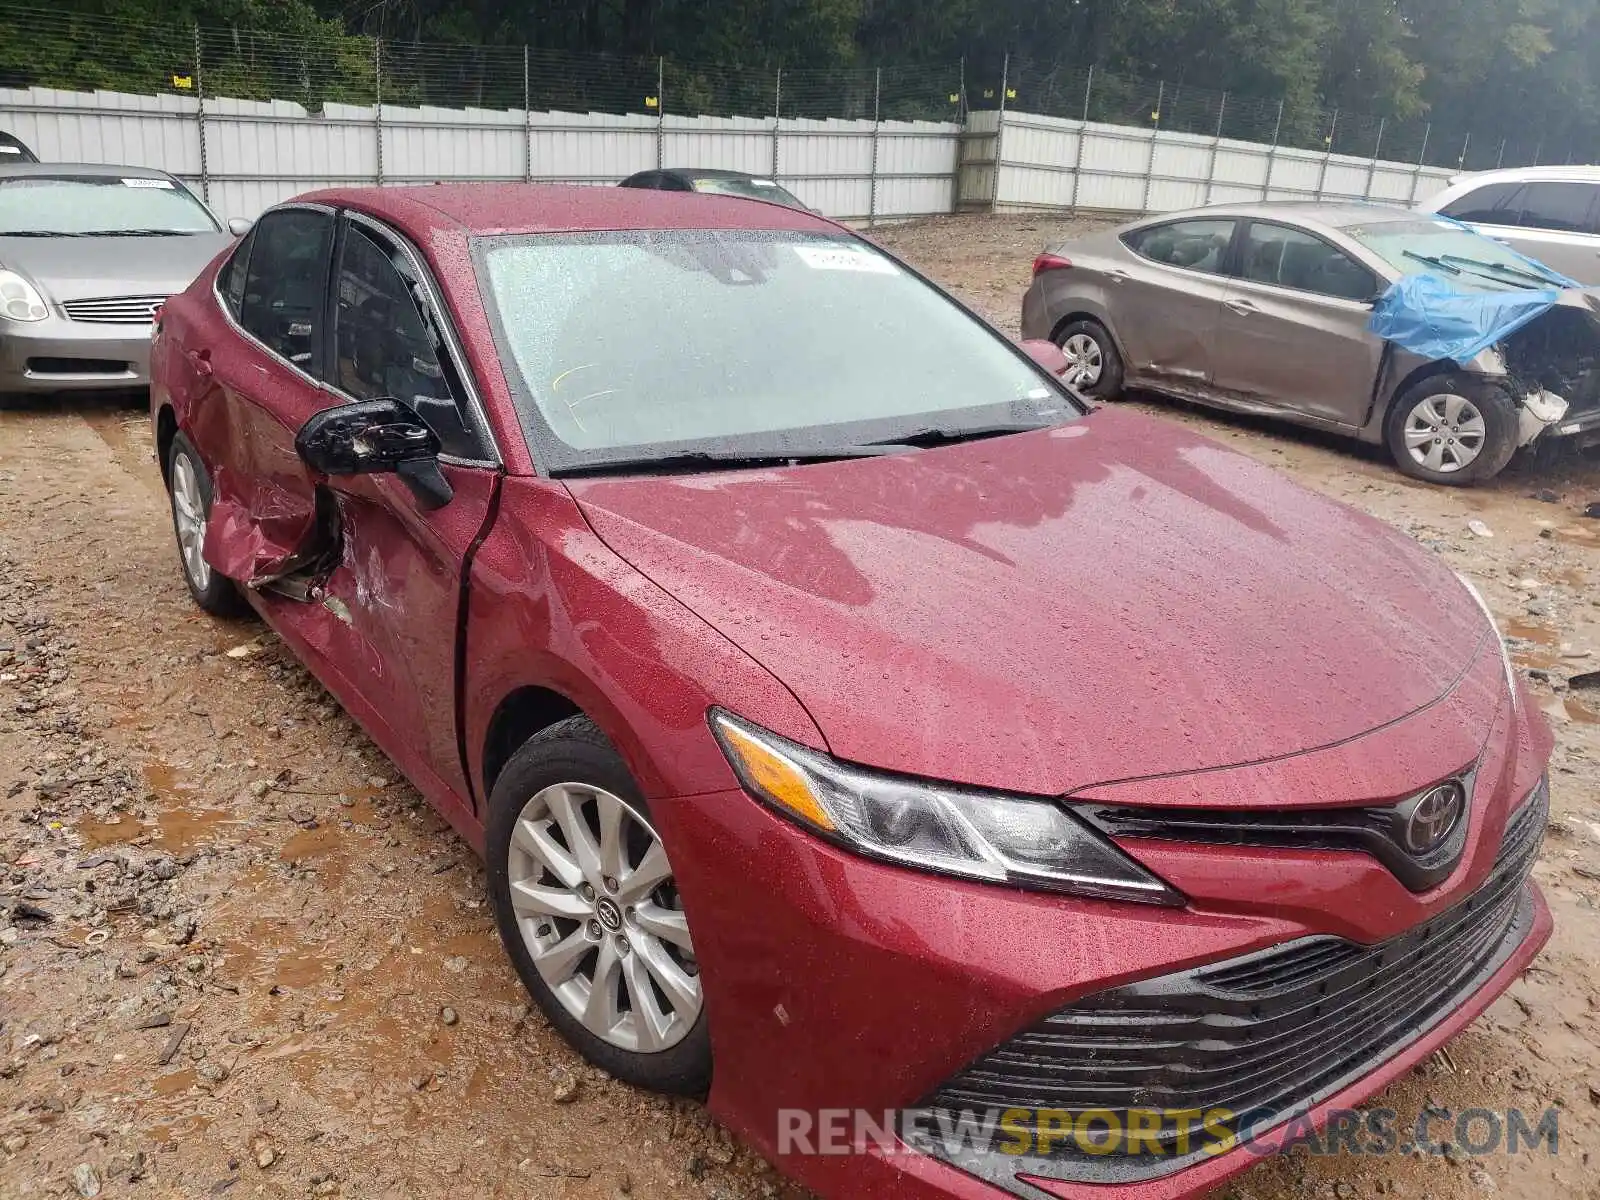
[299,183,841,237]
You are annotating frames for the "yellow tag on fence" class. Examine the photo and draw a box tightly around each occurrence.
[171,74,193,90]
[645,96,658,108]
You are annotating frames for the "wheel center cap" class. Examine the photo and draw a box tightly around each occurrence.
[595,896,623,932]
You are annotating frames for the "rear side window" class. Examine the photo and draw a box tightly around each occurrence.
[1122,219,1234,274]
[1440,182,1524,225]
[1516,182,1598,234]
[238,208,332,369]
[1240,224,1375,301]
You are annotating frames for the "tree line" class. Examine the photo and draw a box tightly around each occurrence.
[5,1,1599,159]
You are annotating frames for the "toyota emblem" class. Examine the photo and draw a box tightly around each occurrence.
[1398,782,1465,855]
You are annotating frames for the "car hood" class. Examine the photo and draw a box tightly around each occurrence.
[0,233,233,302]
[567,409,1491,797]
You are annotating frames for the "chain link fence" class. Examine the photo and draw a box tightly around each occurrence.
[1,4,1595,200]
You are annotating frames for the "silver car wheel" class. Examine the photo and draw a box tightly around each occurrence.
[508,782,701,1054]
[171,452,212,592]
[1402,392,1486,474]
[1060,333,1104,388]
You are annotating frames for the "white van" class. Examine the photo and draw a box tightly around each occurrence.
[1420,166,1600,285]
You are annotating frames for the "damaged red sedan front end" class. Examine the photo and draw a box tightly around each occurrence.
[149,184,1552,1200]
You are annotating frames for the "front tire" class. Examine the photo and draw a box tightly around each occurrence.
[166,433,248,616]
[1384,374,1518,486]
[1054,318,1126,399]
[486,716,712,1096]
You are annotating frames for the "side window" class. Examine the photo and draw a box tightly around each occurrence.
[332,221,480,459]
[1240,224,1375,301]
[238,208,333,369]
[217,230,253,319]
[1516,182,1598,234]
[1440,182,1525,225]
[1122,219,1234,274]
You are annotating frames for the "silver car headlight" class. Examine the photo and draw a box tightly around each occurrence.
[709,709,1183,905]
[0,269,49,322]
[1456,571,1518,705]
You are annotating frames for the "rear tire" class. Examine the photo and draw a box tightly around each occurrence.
[486,716,712,1097]
[165,433,248,616]
[1054,319,1126,400]
[1384,374,1518,486]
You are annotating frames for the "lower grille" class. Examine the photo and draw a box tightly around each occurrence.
[61,294,165,324]
[918,779,1547,1189]
[25,357,133,377]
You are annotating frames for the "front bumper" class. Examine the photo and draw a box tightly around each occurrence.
[0,314,152,392]
[656,758,1551,1200]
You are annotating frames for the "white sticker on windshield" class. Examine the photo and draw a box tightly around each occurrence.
[793,245,898,275]
[121,177,174,189]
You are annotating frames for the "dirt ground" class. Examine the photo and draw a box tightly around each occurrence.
[2,214,1599,1200]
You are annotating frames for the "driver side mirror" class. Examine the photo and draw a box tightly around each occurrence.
[227,217,254,237]
[295,397,454,510]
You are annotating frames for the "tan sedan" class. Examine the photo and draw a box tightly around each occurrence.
[1020,202,1600,485]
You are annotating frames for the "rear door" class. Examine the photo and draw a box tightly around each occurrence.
[1499,181,1600,283]
[1442,179,1600,284]
[1208,220,1384,427]
[1105,218,1235,390]
[183,204,338,584]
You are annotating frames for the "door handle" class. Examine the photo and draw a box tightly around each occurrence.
[1105,269,1131,284]
[1224,298,1258,315]
[185,348,213,378]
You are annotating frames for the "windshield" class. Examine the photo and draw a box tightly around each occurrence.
[1347,217,1566,289]
[478,230,1077,472]
[690,177,807,208]
[0,175,219,235]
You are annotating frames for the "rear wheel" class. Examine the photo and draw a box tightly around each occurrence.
[1384,374,1518,486]
[166,433,248,616]
[486,716,711,1096]
[1054,319,1125,399]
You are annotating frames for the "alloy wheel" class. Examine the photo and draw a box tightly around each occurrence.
[171,452,212,591]
[1060,332,1104,388]
[1402,392,1486,473]
[507,782,702,1053]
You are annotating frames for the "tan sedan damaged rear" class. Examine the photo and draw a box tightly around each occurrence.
[1020,201,1600,485]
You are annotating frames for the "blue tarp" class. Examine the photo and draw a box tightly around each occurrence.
[1368,272,1570,365]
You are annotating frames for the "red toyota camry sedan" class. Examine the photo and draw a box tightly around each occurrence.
[149,184,1552,1200]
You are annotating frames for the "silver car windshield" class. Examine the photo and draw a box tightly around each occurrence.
[0,175,219,235]
[1348,218,1566,289]
[478,229,1075,472]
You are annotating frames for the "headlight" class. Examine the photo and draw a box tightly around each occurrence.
[709,709,1183,905]
[1455,572,1518,705]
[0,269,48,322]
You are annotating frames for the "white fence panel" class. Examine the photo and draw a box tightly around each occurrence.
[0,86,1498,224]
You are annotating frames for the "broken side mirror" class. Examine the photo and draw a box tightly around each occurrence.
[295,397,454,511]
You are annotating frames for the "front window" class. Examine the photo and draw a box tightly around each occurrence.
[478,230,1078,472]
[690,177,807,209]
[0,174,219,236]
[1348,217,1568,289]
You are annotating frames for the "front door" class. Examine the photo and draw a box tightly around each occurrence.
[1208,220,1384,427]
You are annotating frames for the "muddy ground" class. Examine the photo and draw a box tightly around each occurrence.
[2,213,1599,1200]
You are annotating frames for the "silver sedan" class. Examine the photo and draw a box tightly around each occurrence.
[1021,201,1600,485]
[0,163,243,394]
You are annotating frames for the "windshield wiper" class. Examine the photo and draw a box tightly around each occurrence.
[1437,254,1564,288]
[554,446,906,477]
[1402,249,1461,275]
[80,228,201,237]
[0,230,89,237]
[866,421,1054,448]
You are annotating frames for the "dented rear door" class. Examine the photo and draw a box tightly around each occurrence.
[186,204,340,583]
